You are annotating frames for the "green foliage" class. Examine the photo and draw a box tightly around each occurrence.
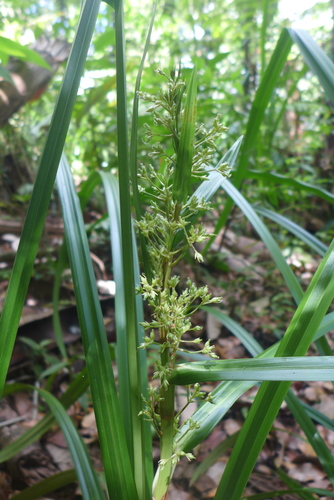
[1,0,334,499]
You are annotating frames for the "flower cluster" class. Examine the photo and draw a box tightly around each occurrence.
[137,68,229,437]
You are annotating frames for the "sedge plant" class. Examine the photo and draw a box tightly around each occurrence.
[2,1,334,499]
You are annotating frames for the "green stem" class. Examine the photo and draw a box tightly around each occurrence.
[153,245,176,499]
[152,346,175,500]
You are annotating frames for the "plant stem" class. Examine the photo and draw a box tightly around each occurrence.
[153,249,176,499]
[152,356,175,500]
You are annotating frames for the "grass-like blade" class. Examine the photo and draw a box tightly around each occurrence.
[242,488,334,500]
[285,390,334,487]
[248,169,334,205]
[52,241,68,359]
[202,307,334,487]
[255,206,328,256]
[130,0,158,282]
[57,154,138,500]
[99,171,131,444]
[114,2,146,495]
[204,28,293,252]
[222,179,303,303]
[170,356,334,384]
[0,0,101,396]
[288,28,334,105]
[99,171,153,491]
[172,67,197,205]
[276,467,322,500]
[175,306,334,452]
[172,136,243,249]
[36,388,104,500]
[301,400,334,432]
[215,238,334,499]
[10,470,77,500]
[190,136,243,204]
[0,35,51,69]
[191,432,239,486]
[0,370,89,463]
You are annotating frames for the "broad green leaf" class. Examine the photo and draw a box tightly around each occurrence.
[0,0,101,397]
[170,356,334,384]
[0,35,51,69]
[215,237,334,499]
[172,66,197,204]
[57,154,138,500]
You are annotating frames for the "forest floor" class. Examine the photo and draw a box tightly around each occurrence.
[0,206,333,500]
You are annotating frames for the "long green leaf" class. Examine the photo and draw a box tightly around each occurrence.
[170,356,334,384]
[248,170,334,205]
[276,467,322,500]
[191,432,239,486]
[0,0,101,397]
[0,35,51,69]
[206,28,334,255]
[176,173,334,451]
[172,136,243,249]
[114,0,146,496]
[115,0,146,499]
[52,171,103,360]
[285,390,334,487]
[255,206,328,257]
[190,136,243,204]
[242,488,334,500]
[204,28,293,252]
[201,306,334,487]
[10,470,77,500]
[288,28,334,105]
[99,171,153,490]
[222,179,303,303]
[130,0,158,282]
[301,400,334,433]
[173,67,197,204]
[0,370,89,463]
[57,154,138,500]
[175,307,334,453]
[215,238,334,499]
[37,388,104,500]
